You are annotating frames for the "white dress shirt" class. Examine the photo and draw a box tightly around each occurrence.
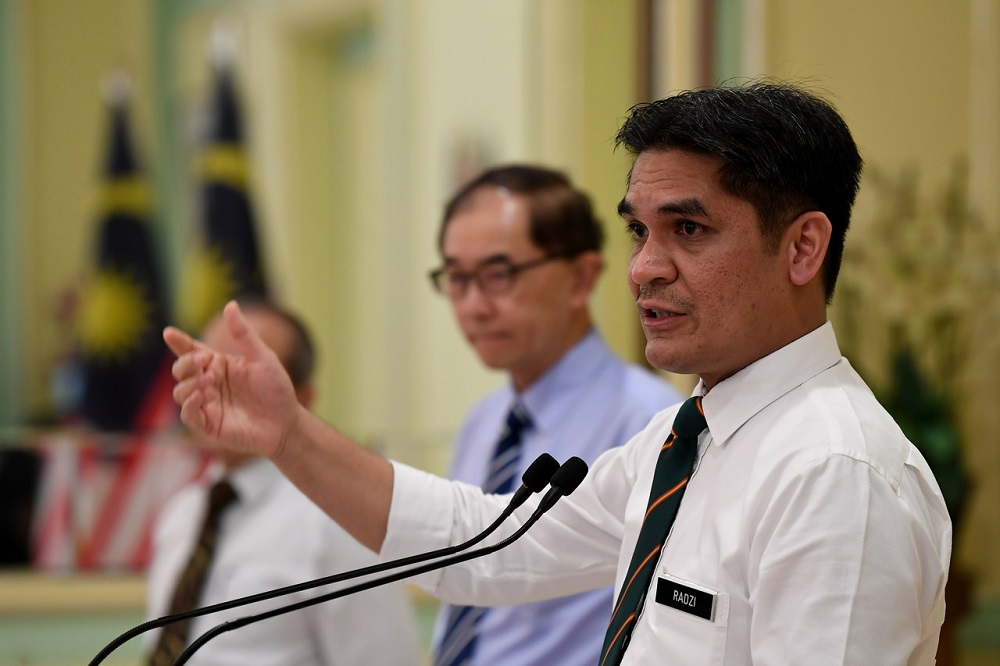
[383,322,952,665]
[148,458,422,666]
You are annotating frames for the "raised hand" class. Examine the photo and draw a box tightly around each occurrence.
[164,300,303,459]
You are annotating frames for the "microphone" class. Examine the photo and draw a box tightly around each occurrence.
[88,453,560,666]
[175,457,589,665]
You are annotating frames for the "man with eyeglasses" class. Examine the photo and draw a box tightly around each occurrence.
[424,165,684,665]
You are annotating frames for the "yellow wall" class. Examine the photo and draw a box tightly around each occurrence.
[764,0,970,185]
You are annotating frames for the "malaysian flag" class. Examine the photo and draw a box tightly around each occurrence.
[32,73,200,571]
[179,56,268,332]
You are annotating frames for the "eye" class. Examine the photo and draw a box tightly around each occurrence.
[678,220,703,236]
[445,271,469,288]
[479,264,514,290]
[625,221,648,241]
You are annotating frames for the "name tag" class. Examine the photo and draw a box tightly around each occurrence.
[655,576,717,621]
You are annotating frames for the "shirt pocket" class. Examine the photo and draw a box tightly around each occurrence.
[215,566,316,644]
[635,576,730,664]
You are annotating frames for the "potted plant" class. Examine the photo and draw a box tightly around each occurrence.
[832,160,1000,664]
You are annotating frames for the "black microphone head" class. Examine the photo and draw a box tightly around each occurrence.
[550,456,588,495]
[522,453,559,493]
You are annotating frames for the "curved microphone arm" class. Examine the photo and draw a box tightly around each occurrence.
[87,453,559,666]
[174,457,589,666]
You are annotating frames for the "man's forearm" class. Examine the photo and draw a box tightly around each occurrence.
[271,405,394,552]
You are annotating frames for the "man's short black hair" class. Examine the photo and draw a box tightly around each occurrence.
[440,165,604,259]
[615,81,863,302]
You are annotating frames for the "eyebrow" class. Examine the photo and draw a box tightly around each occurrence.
[618,196,708,219]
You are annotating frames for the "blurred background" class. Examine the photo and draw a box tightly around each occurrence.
[0,0,998,664]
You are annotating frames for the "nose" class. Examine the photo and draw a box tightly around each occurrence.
[628,238,677,287]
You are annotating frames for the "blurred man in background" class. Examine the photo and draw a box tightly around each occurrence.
[147,300,421,666]
[427,165,683,665]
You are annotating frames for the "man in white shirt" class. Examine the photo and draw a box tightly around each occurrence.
[165,81,952,665]
[147,301,421,665]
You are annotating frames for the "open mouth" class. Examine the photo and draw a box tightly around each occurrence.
[642,307,682,319]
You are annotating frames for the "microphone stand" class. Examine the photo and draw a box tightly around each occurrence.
[175,457,589,666]
[88,454,559,666]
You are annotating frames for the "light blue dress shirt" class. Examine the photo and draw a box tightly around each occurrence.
[436,329,684,666]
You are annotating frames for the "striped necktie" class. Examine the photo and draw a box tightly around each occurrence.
[600,396,707,666]
[149,479,237,666]
[434,405,532,666]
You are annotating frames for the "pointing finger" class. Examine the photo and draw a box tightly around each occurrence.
[163,326,196,357]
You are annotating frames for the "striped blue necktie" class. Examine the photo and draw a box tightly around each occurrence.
[435,404,532,666]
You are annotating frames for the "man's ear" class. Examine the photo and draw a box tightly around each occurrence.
[569,251,604,307]
[786,211,831,287]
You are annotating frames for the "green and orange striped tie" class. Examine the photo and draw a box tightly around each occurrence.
[600,395,707,666]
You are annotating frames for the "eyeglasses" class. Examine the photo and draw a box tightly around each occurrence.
[429,256,557,298]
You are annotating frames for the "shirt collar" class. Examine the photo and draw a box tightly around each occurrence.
[510,328,612,434]
[212,457,281,508]
[698,321,842,447]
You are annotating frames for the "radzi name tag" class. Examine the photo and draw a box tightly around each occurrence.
[655,576,717,621]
